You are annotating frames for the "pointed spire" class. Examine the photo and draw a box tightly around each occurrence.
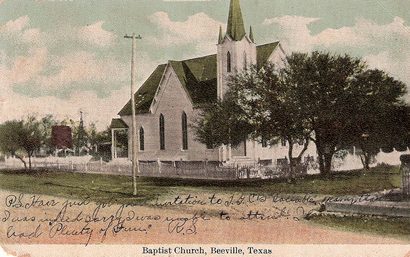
[226,0,246,41]
[218,26,223,44]
[249,25,254,43]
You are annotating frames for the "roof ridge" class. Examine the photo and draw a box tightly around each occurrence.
[257,41,280,47]
[179,53,216,63]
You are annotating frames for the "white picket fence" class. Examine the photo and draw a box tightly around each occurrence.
[2,157,243,180]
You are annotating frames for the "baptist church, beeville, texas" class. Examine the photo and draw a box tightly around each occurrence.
[110,0,317,165]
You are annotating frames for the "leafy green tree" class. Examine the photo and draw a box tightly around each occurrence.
[0,117,43,170]
[284,52,407,174]
[193,94,253,149]
[39,114,59,154]
[227,63,312,179]
[194,51,408,176]
[86,122,98,154]
[0,120,27,168]
[355,105,410,170]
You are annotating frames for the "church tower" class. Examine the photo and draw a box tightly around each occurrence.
[217,0,257,99]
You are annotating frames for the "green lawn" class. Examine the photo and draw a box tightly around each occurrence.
[1,166,407,239]
[0,165,402,205]
[308,214,410,240]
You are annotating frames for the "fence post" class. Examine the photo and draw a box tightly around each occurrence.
[100,157,103,172]
[400,155,410,198]
[180,158,183,175]
[70,161,74,171]
[57,159,60,170]
[204,159,208,177]
[157,158,161,174]
[85,162,88,172]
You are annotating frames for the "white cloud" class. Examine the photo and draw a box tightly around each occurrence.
[263,15,410,99]
[0,45,159,128]
[34,51,127,90]
[77,21,117,47]
[0,15,29,33]
[365,51,410,101]
[0,17,116,48]
[147,11,224,55]
[0,84,130,130]
[5,47,48,84]
[0,14,160,127]
[263,16,320,52]
[263,15,410,53]
[0,16,46,45]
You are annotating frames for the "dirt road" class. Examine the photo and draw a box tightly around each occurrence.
[0,189,405,245]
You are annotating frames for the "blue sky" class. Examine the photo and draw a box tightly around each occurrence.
[1,0,409,128]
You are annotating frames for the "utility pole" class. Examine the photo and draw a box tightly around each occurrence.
[124,33,142,196]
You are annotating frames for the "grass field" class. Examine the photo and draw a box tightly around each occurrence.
[0,165,407,239]
[0,165,401,204]
[308,214,410,240]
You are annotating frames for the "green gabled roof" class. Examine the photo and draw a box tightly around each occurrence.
[118,43,279,116]
[257,42,279,68]
[110,118,128,129]
[118,64,166,116]
[170,54,218,105]
[226,0,246,41]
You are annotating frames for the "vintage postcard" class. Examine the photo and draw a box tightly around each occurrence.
[0,0,410,256]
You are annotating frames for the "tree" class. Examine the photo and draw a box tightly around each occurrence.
[193,94,253,149]
[346,69,408,170]
[0,117,43,170]
[39,114,59,155]
[227,63,312,179]
[62,118,89,155]
[355,105,410,170]
[0,120,27,168]
[194,51,408,176]
[283,52,407,174]
[86,122,98,154]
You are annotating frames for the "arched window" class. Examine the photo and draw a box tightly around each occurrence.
[243,52,247,70]
[182,112,188,150]
[159,114,165,150]
[139,127,144,151]
[227,51,231,72]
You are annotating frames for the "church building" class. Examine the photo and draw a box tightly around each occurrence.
[111,0,316,165]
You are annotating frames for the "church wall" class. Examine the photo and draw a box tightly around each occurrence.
[267,43,286,69]
[121,65,219,161]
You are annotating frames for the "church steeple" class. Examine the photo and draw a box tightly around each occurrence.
[226,0,246,41]
[217,0,256,100]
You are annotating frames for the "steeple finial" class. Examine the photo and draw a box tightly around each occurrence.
[249,25,254,43]
[218,26,223,44]
[226,0,246,41]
